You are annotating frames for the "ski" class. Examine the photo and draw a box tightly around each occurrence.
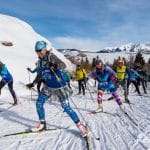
[88,110,103,114]
[140,94,150,98]
[123,101,134,112]
[120,110,138,126]
[84,135,90,150]
[123,101,134,105]
[1,125,70,138]
[0,104,15,113]
[88,110,116,117]
[0,128,60,138]
[0,101,13,105]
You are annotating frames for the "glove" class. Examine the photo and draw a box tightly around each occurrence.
[84,77,88,81]
[111,76,116,84]
[46,62,57,70]
[27,67,31,72]
[26,83,34,89]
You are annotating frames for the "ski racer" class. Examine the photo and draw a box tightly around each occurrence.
[89,60,124,112]
[26,41,88,137]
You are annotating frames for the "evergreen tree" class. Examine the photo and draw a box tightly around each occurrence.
[134,52,145,67]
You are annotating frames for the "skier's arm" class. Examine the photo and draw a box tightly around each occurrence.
[27,67,37,73]
[26,71,42,89]
[48,53,66,69]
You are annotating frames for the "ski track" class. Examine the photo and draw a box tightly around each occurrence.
[0,83,149,150]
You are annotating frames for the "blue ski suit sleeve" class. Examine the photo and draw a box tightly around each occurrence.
[0,65,12,83]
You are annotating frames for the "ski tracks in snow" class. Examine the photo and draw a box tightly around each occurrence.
[0,84,150,150]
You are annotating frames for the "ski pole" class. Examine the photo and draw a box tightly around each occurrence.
[86,81,95,102]
[27,69,33,100]
[69,96,100,140]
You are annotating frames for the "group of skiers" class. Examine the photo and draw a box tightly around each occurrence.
[0,40,148,138]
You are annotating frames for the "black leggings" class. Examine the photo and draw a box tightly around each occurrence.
[78,79,85,95]
[127,80,141,95]
[0,80,17,101]
[37,79,45,93]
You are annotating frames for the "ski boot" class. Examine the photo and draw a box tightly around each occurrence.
[119,104,126,113]
[76,122,88,137]
[144,90,147,94]
[125,98,130,104]
[95,103,103,113]
[13,96,20,105]
[31,120,46,132]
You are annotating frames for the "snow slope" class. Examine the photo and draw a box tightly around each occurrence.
[0,14,150,150]
[0,14,73,82]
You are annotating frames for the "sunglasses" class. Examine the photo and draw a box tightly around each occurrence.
[37,49,42,53]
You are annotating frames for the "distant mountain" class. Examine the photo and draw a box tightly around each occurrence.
[57,43,150,64]
[58,43,150,57]
[57,49,88,58]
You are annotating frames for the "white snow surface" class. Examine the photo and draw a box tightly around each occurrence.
[0,14,150,150]
[0,81,150,150]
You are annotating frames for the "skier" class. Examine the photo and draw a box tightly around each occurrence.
[75,64,87,95]
[89,61,124,112]
[0,61,18,105]
[127,68,141,95]
[26,41,88,137]
[134,66,147,94]
[27,61,45,93]
[115,59,129,103]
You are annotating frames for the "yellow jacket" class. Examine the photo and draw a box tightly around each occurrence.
[75,68,87,80]
[116,65,127,80]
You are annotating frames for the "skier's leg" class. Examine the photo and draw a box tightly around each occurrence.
[62,99,80,123]
[0,80,6,95]
[57,89,79,123]
[111,89,126,111]
[7,80,18,104]
[132,80,141,95]
[31,87,50,132]
[37,80,42,93]
[57,89,88,136]
[111,89,122,106]
[36,89,50,121]
[78,80,81,94]
[67,81,72,89]
[141,79,147,94]
[122,80,129,102]
[127,80,130,95]
[97,90,103,110]
[81,79,85,95]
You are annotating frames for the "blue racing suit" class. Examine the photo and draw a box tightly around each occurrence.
[33,51,79,123]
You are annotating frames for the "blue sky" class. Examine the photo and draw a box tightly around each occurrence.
[0,0,150,51]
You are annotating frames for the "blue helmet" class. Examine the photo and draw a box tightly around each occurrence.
[35,41,47,52]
